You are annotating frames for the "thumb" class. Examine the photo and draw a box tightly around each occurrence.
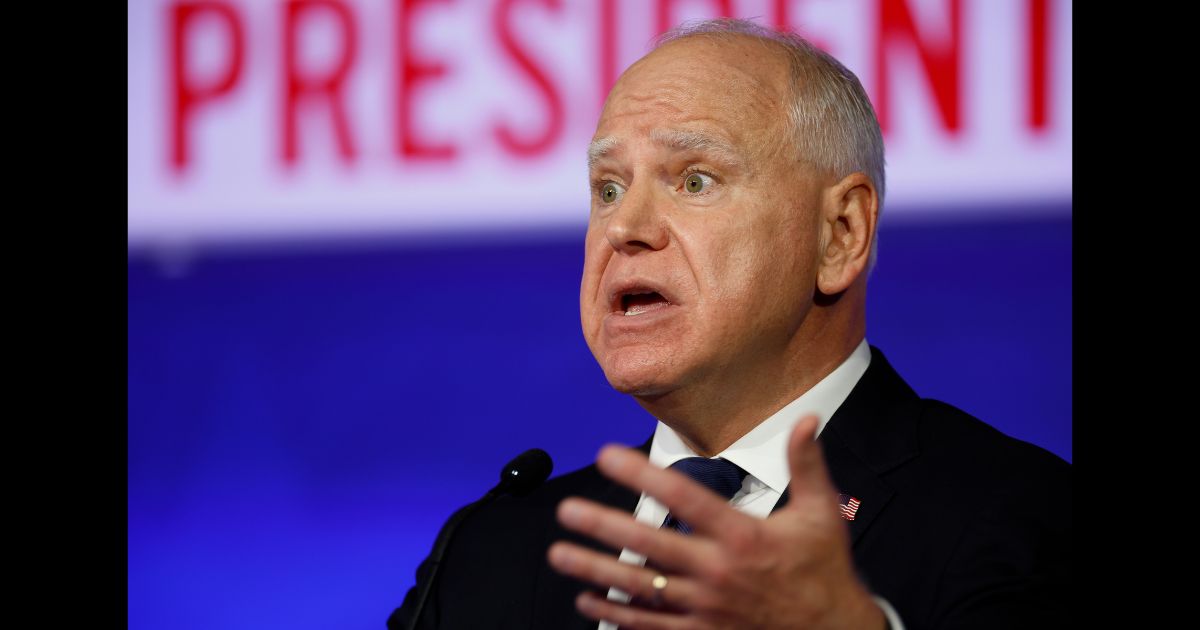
[784,414,836,506]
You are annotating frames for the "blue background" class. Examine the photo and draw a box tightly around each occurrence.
[128,205,1070,629]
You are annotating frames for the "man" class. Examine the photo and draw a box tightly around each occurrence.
[390,19,1070,630]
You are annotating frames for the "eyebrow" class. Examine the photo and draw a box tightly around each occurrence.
[586,129,746,171]
[587,136,620,170]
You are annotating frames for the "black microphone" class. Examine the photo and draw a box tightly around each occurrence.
[392,448,554,630]
[493,448,553,497]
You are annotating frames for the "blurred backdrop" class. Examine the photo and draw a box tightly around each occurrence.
[128,1,1071,628]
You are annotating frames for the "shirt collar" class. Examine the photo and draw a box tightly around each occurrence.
[647,339,872,495]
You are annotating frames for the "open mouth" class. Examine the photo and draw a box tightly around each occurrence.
[620,291,671,316]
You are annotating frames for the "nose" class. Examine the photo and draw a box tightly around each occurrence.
[605,182,669,254]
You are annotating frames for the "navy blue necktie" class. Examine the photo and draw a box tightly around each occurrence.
[661,457,748,535]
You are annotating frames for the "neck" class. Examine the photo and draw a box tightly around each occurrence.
[636,304,865,457]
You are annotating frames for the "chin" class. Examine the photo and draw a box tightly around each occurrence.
[606,375,670,397]
[599,349,681,397]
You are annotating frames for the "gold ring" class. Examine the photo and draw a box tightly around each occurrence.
[650,574,668,607]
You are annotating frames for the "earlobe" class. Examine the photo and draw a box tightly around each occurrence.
[816,173,878,295]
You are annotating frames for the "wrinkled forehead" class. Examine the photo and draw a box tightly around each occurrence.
[592,36,793,161]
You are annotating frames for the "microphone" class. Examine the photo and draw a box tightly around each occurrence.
[392,448,554,630]
[493,448,553,497]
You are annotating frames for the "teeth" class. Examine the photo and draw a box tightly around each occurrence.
[624,308,646,316]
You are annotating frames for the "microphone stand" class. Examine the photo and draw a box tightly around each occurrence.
[392,449,552,630]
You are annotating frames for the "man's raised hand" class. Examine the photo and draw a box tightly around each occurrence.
[547,415,886,630]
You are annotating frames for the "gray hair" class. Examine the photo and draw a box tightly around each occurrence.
[655,18,886,272]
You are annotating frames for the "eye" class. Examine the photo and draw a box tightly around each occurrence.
[599,181,625,204]
[683,172,714,194]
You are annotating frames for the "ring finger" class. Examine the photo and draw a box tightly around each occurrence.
[547,541,704,611]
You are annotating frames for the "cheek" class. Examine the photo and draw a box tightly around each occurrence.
[691,213,811,320]
[580,230,611,314]
[688,217,769,302]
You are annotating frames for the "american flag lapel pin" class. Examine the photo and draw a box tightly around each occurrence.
[837,493,861,521]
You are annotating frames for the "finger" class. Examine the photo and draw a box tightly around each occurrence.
[575,590,698,630]
[547,541,706,611]
[555,497,718,576]
[783,415,838,506]
[594,445,756,541]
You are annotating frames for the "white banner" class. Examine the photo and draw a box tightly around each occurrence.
[128,0,1072,247]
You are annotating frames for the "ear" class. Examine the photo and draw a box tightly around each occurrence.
[816,172,879,295]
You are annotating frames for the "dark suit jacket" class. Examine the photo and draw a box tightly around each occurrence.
[389,346,1071,629]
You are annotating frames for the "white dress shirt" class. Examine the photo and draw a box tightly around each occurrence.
[598,339,905,630]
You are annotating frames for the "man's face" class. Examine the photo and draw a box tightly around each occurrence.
[580,36,828,397]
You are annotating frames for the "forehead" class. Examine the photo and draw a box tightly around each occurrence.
[592,36,791,159]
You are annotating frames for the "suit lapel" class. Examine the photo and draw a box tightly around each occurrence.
[771,346,920,547]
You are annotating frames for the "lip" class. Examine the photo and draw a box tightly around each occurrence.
[602,300,681,335]
[604,277,680,314]
[598,276,683,338]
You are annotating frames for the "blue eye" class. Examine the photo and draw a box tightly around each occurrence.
[684,172,714,193]
[600,182,624,203]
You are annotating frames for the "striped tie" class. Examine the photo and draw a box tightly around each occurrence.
[661,457,748,534]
